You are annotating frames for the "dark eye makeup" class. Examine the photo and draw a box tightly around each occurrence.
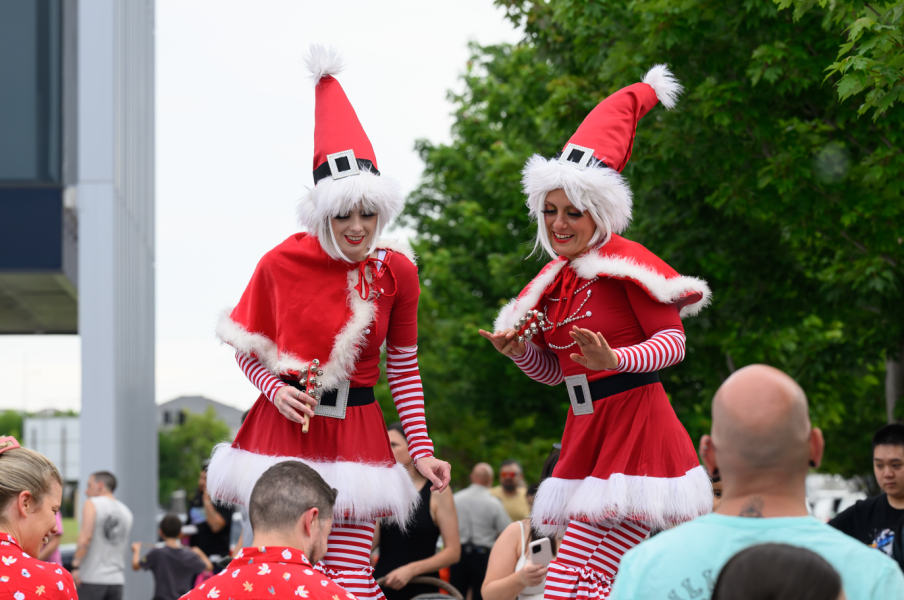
[541,206,583,218]
[334,211,377,220]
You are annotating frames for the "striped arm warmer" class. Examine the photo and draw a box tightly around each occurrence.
[236,351,286,402]
[511,342,565,386]
[385,345,435,462]
[612,328,686,372]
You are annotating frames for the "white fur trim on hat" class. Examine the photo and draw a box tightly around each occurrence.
[206,444,420,528]
[522,154,633,259]
[297,170,404,233]
[305,44,345,85]
[531,465,712,534]
[642,64,683,110]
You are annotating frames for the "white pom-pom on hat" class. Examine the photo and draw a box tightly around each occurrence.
[305,44,345,85]
[642,64,683,110]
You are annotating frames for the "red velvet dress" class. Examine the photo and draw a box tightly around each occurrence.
[208,233,431,527]
[495,235,713,532]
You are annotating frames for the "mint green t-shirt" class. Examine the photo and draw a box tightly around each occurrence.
[610,514,904,600]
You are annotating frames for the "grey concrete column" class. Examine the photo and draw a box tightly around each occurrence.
[78,1,156,598]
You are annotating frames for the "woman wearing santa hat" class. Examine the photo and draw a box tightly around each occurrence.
[480,66,713,599]
[207,46,451,600]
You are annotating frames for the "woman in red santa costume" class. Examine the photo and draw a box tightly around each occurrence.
[480,66,713,599]
[207,46,451,600]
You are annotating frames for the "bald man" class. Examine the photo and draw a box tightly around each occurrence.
[451,463,512,600]
[611,365,904,600]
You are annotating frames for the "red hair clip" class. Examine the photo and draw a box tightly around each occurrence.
[0,436,20,455]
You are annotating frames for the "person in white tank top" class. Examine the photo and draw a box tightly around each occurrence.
[481,519,557,600]
[71,472,134,600]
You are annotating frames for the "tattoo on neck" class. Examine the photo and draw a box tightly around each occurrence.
[739,496,765,518]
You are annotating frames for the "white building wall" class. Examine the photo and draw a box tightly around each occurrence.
[22,417,81,482]
[78,1,156,599]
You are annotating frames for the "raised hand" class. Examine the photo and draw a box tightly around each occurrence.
[478,328,527,357]
[568,326,618,370]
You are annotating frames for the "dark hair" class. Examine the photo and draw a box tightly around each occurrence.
[387,422,406,439]
[159,514,183,539]
[500,459,522,472]
[91,471,117,493]
[526,483,540,497]
[540,447,560,481]
[873,424,904,451]
[712,543,841,600]
[250,461,338,533]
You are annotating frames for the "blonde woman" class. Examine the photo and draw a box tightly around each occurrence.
[0,436,74,600]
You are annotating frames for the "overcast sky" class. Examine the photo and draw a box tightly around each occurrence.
[0,1,522,413]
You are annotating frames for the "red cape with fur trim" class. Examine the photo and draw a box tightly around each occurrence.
[216,233,414,392]
[495,234,711,332]
[209,233,421,525]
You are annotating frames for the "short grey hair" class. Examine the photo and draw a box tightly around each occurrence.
[249,462,338,533]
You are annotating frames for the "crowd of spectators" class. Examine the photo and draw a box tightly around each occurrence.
[6,363,904,600]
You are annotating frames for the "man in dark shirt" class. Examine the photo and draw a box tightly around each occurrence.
[133,514,211,600]
[187,465,233,564]
[830,423,904,560]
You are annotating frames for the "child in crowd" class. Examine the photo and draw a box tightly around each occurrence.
[132,513,212,600]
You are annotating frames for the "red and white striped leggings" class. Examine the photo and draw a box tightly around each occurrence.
[544,519,650,600]
[317,520,383,599]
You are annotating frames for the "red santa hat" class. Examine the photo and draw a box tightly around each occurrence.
[297,45,403,256]
[524,65,683,258]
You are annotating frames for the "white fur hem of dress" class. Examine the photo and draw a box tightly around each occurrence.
[206,443,420,528]
[531,465,712,535]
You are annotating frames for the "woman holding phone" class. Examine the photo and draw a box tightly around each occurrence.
[482,451,559,600]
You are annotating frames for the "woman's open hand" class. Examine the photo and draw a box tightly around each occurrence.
[273,386,318,424]
[478,328,526,357]
[568,326,618,370]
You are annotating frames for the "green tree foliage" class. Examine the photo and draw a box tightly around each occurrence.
[776,0,904,118]
[402,0,903,485]
[0,411,23,440]
[158,408,231,506]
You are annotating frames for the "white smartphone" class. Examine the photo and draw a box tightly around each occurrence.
[528,537,553,568]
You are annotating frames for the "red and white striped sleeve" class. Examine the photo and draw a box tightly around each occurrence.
[235,351,286,402]
[612,328,686,372]
[511,342,565,386]
[386,345,435,462]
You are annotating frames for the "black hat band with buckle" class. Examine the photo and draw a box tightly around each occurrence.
[313,149,381,184]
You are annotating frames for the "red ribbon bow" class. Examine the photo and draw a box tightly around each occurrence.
[543,262,582,333]
[353,256,398,301]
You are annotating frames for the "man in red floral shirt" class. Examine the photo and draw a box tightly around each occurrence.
[183,462,353,600]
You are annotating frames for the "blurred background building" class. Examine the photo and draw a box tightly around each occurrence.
[0,1,156,598]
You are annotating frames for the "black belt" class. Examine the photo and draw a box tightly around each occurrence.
[281,380,376,408]
[587,371,660,402]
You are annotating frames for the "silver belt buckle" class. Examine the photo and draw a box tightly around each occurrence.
[565,374,594,416]
[314,380,350,419]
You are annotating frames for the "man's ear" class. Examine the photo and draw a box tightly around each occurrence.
[699,434,718,476]
[809,428,825,469]
[301,507,319,538]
